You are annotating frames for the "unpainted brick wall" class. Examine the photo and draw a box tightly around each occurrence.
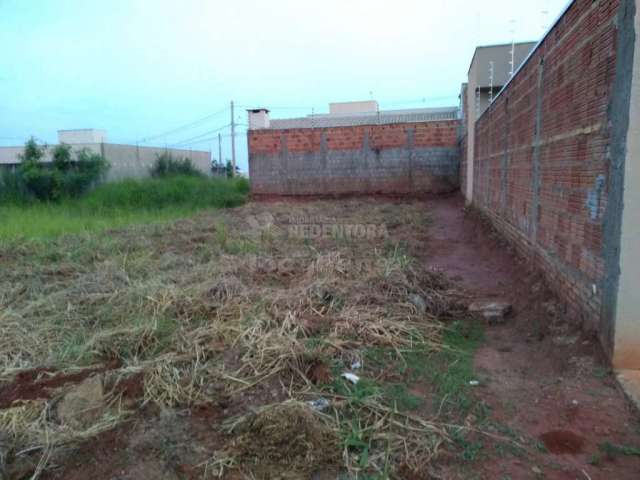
[248,121,460,195]
[472,0,624,352]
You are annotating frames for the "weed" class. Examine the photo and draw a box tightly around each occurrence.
[451,428,484,461]
[599,441,640,458]
[331,377,381,403]
[588,453,602,466]
[382,383,423,411]
[150,152,203,178]
[427,320,484,415]
[534,440,549,454]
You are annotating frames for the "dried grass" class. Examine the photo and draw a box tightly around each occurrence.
[0,199,469,477]
[0,398,128,469]
[219,401,341,478]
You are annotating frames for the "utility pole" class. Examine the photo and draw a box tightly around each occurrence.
[230,100,236,177]
[218,133,222,167]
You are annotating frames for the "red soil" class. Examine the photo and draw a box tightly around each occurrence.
[425,195,640,479]
[0,361,120,409]
[540,430,586,455]
[4,195,640,480]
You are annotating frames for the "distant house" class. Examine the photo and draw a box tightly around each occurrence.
[0,129,212,181]
[461,42,537,200]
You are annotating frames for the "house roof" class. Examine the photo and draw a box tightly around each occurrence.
[268,106,459,129]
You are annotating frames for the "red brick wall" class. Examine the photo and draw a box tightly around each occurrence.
[249,120,460,195]
[472,0,622,351]
[249,121,459,155]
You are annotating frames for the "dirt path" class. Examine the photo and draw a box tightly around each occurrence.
[425,195,640,479]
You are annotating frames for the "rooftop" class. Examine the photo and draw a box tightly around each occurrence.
[267,106,459,130]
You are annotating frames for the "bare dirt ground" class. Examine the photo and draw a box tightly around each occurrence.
[426,195,640,479]
[0,195,639,480]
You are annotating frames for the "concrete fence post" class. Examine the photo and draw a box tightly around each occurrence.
[610,0,640,370]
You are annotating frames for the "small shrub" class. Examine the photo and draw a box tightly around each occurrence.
[16,138,51,201]
[150,152,203,178]
[3,138,109,202]
[61,148,110,197]
[21,167,60,201]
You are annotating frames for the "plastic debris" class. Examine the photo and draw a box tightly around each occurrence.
[307,398,331,412]
[341,373,360,384]
[350,361,362,370]
[408,294,427,314]
[468,380,480,386]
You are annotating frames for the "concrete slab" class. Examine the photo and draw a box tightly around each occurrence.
[616,370,640,410]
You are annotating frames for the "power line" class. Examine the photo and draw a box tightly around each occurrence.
[172,130,237,147]
[137,105,229,144]
[237,104,313,110]
[168,123,231,147]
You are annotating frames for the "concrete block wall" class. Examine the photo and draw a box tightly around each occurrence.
[248,121,460,195]
[460,85,469,197]
[0,143,211,181]
[101,144,211,181]
[471,0,637,360]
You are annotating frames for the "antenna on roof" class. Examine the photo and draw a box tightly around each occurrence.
[489,61,495,104]
[541,10,549,34]
[509,19,516,78]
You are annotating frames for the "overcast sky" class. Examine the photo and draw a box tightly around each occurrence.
[1,0,569,172]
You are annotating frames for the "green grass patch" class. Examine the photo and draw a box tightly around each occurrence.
[364,319,484,416]
[382,383,424,411]
[430,320,485,413]
[599,441,640,458]
[0,175,249,240]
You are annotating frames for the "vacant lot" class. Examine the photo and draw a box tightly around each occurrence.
[0,197,638,479]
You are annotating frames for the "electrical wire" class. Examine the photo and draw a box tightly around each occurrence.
[169,123,231,147]
[136,105,229,144]
[237,104,313,111]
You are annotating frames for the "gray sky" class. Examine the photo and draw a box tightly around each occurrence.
[0,0,569,172]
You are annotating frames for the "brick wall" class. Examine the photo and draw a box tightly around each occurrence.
[472,0,630,354]
[248,121,460,195]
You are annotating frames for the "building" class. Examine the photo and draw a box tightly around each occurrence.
[463,42,537,200]
[247,102,460,196]
[464,0,640,398]
[0,129,212,181]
